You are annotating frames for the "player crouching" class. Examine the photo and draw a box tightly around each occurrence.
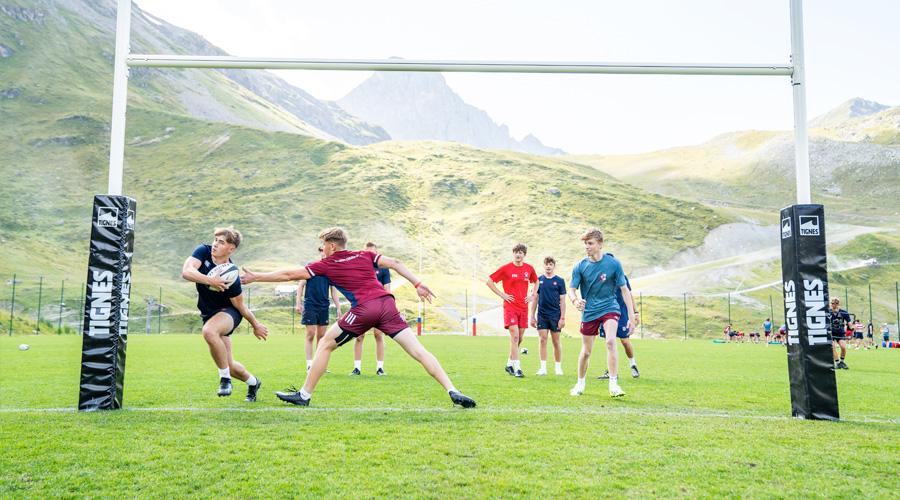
[241,227,475,408]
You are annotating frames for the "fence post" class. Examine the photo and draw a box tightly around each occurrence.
[683,292,687,340]
[36,276,43,333]
[868,283,872,325]
[291,290,295,335]
[895,282,899,340]
[58,279,65,333]
[157,287,162,334]
[8,273,15,336]
[845,287,849,312]
[727,292,731,325]
[769,294,774,321]
[640,292,643,339]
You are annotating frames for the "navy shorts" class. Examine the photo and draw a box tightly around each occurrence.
[854,332,863,339]
[301,307,329,326]
[201,306,243,336]
[599,323,630,339]
[536,315,561,332]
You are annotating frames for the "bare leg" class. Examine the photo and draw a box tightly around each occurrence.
[604,319,619,379]
[577,335,596,379]
[222,336,249,382]
[620,337,635,359]
[202,312,235,370]
[391,329,454,391]
[508,325,521,361]
[374,329,385,363]
[354,332,366,363]
[304,325,317,362]
[538,329,549,362]
[301,323,344,395]
[551,331,562,363]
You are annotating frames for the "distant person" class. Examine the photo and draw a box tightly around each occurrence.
[723,324,737,343]
[530,256,566,376]
[568,228,634,398]
[350,242,391,376]
[241,227,475,408]
[776,324,786,344]
[865,320,874,349]
[853,319,864,350]
[748,326,760,344]
[597,265,641,379]
[296,245,343,372]
[486,243,538,378]
[881,323,890,348]
[181,226,267,401]
[829,298,851,370]
[762,318,773,345]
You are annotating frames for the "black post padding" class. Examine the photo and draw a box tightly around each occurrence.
[78,195,136,411]
[780,204,839,421]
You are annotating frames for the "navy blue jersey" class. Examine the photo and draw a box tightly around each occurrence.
[375,267,391,286]
[303,275,332,309]
[536,274,566,318]
[615,275,632,327]
[190,244,242,315]
[829,308,851,335]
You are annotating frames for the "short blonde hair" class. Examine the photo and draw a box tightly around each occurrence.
[318,227,348,248]
[365,241,377,250]
[580,228,604,243]
[214,226,242,249]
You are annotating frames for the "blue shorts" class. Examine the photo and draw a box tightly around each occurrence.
[854,332,863,339]
[599,323,630,339]
[536,315,561,332]
[301,307,329,326]
[201,306,243,336]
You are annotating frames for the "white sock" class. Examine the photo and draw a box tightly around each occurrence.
[513,360,521,371]
[540,360,547,370]
[217,367,230,379]
[609,376,618,387]
[306,359,313,369]
[299,389,311,399]
[354,360,361,370]
[628,357,636,367]
[555,362,563,371]
[577,377,586,387]
[507,358,514,367]
[244,375,257,386]
[446,386,458,394]
[377,360,384,370]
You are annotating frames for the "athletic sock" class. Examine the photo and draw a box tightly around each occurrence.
[507,358,514,367]
[354,360,361,370]
[555,362,563,371]
[446,387,458,395]
[244,375,257,386]
[306,359,313,369]
[299,389,311,399]
[218,367,230,379]
[628,357,636,367]
[513,360,521,371]
[377,361,384,370]
[609,376,618,388]
[540,360,547,371]
[577,377,586,387]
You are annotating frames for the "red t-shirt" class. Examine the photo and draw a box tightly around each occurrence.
[306,250,391,308]
[489,262,537,311]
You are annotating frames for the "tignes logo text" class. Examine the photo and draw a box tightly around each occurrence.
[799,215,820,236]
[97,207,118,227]
[781,218,792,239]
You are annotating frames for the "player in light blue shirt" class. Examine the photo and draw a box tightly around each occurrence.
[567,228,635,398]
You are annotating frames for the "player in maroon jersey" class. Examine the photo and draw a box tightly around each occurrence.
[486,243,538,378]
[241,227,475,408]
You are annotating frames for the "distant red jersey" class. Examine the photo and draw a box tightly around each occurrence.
[306,250,391,308]
[489,262,537,311]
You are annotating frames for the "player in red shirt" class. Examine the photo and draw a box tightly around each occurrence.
[240,227,475,408]
[486,243,538,378]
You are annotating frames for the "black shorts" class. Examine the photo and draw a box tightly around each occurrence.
[854,332,863,339]
[536,315,561,332]
[301,307,329,326]
[201,306,243,336]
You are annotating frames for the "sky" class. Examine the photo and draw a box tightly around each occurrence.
[133,0,900,155]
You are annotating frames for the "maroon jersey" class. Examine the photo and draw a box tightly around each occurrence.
[489,262,537,311]
[306,250,391,307]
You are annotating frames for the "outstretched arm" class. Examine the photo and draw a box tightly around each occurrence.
[377,256,435,303]
[240,266,311,285]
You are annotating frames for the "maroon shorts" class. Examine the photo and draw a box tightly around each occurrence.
[580,312,621,336]
[338,296,409,337]
[504,306,529,329]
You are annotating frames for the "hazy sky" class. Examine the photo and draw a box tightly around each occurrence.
[133,0,899,155]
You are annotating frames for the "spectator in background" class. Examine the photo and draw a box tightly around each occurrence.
[880,323,890,349]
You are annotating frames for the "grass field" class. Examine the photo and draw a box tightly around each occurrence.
[2,334,899,499]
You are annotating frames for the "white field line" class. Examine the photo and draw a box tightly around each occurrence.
[1,405,897,424]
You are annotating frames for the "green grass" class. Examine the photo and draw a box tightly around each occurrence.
[1,334,898,499]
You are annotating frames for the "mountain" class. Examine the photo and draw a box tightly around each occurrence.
[0,0,388,145]
[809,98,892,129]
[567,101,900,221]
[336,70,566,156]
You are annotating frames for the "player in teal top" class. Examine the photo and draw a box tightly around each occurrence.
[567,228,635,398]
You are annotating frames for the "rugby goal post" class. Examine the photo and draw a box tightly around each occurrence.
[83,0,834,420]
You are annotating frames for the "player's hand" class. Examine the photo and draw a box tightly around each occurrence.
[295,303,303,314]
[627,316,635,332]
[530,316,537,328]
[558,318,566,330]
[416,282,436,303]
[524,293,537,304]
[207,268,227,292]
[502,293,515,303]
[240,267,257,285]
[634,313,641,326]
[252,323,268,341]
[574,299,586,311]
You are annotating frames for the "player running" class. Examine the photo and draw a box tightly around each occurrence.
[486,243,538,378]
[829,298,852,370]
[350,242,391,376]
[597,264,641,379]
[181,227,267,401]
[241,227,475,408]
[568,229,635,398]
[529,256,566,375]
[296,245,343,372]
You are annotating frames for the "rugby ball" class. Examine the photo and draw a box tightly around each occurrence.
[19,344,29,351]
[207,262,239,290]
[520,347,528,354]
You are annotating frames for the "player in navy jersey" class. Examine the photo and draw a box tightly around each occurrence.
[350,242,392,376]
[567,228,635,398]
[296,245,343,372]
[829,297,852,370]
[529,256,566,375]
[597,267,641,379]
[181,227,267,401]
[241,227,475,408]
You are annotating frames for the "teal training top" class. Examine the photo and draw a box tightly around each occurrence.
[570,254,627,322]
